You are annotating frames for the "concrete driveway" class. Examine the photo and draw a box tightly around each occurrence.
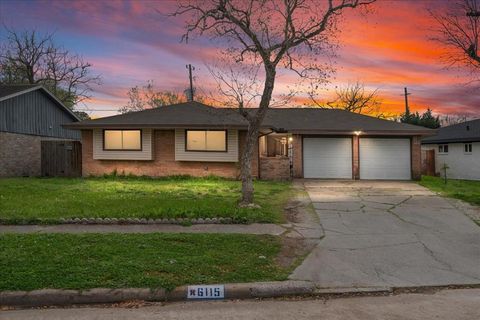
[290,180,480,288]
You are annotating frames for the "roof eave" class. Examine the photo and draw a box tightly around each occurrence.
[37,87,81,122]
[63,123,249,130]
[0,85,43,102]
[287,129,436,136]
[64,124,436,136]
[422,137,480,144]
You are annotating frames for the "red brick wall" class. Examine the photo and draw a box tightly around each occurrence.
[411,135,422,180]
[352,135,360,180]
[82,129,259,179]
[0,132,71,177]
[81,131,425,180]
[259,157,291,180]
[292,134,303,178]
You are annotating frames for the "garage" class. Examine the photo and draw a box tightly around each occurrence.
[303,137,352,178]
[360,138,411,180]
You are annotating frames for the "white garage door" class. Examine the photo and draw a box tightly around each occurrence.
[303,138,352,179]
[360,138,411,180]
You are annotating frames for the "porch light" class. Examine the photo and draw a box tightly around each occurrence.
[288,137,293,142]
[354,131,362,136]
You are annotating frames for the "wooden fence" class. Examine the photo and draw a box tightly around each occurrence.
[421,149,436,176]
[41,140,82,177]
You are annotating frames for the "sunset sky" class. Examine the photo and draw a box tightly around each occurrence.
[1,0,479,118]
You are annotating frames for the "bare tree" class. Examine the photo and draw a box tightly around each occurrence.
[173,0,376,206]
[119,80,197,114]
[440,114,472,126]
[0,28,101,109]
[310,81,382,115]
[430,0,480,81]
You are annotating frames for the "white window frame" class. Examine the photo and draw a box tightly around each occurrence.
[438,144,449,154]
[464,143,473,154]
[185,130,227,152]
[103,129,142,151]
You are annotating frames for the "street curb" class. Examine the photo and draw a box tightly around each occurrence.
[0,281,316,307]
[2,282,480,308]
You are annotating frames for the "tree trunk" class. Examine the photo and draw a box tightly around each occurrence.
[239,66,276,206]
[239,122,260,205]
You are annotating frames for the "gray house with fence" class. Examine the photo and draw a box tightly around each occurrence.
[0,85,81,177]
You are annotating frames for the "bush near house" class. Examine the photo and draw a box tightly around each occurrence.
[0,176,291,224]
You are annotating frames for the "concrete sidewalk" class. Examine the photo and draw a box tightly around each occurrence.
[0,220,323,239]
[290,180,480,288]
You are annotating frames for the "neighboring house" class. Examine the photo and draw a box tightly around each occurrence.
[422,119,480,180]
[0,85,80,177]
[65,102,434,180]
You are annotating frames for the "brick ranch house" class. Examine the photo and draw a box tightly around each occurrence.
[65,102,434,180]
[0,85,80,177]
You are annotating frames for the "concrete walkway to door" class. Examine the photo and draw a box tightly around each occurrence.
[290,180,480,288]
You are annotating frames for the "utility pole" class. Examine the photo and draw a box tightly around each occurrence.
[403,87,411,114]
[186,64,195,102]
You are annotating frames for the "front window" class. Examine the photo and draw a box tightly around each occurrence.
[104,130,141,150]
[438,144,448,154]
[464,143,473,154]
[186,130,227,152]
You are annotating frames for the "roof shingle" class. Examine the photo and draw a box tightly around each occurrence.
[422,119,480,143]
[65,101,434,135]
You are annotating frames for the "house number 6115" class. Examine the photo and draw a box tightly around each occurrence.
[187,285,225,299]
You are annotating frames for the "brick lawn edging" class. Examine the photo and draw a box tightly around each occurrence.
[61,217,235,224]
[0,217,246,225]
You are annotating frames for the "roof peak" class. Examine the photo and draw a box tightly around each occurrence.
[0,84,79,121]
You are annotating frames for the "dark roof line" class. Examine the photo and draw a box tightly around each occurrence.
[0,84,80,121]
[0,84,43,101]
[65,101,435,135]
[422,118,480,143]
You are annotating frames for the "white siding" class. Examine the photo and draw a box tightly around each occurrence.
[175,129,239,162]
[360,138,411,180]
[423,142,480,180]
[303,138,353,179]
[92,129,153,160]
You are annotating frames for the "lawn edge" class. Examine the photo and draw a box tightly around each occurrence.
[418,176,480,207]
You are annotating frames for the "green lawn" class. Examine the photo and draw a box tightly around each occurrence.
[0,233,289,291]
[419,176,480,206]
[0,176,291,224]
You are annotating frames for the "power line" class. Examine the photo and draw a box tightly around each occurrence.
[74,108,119,111]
